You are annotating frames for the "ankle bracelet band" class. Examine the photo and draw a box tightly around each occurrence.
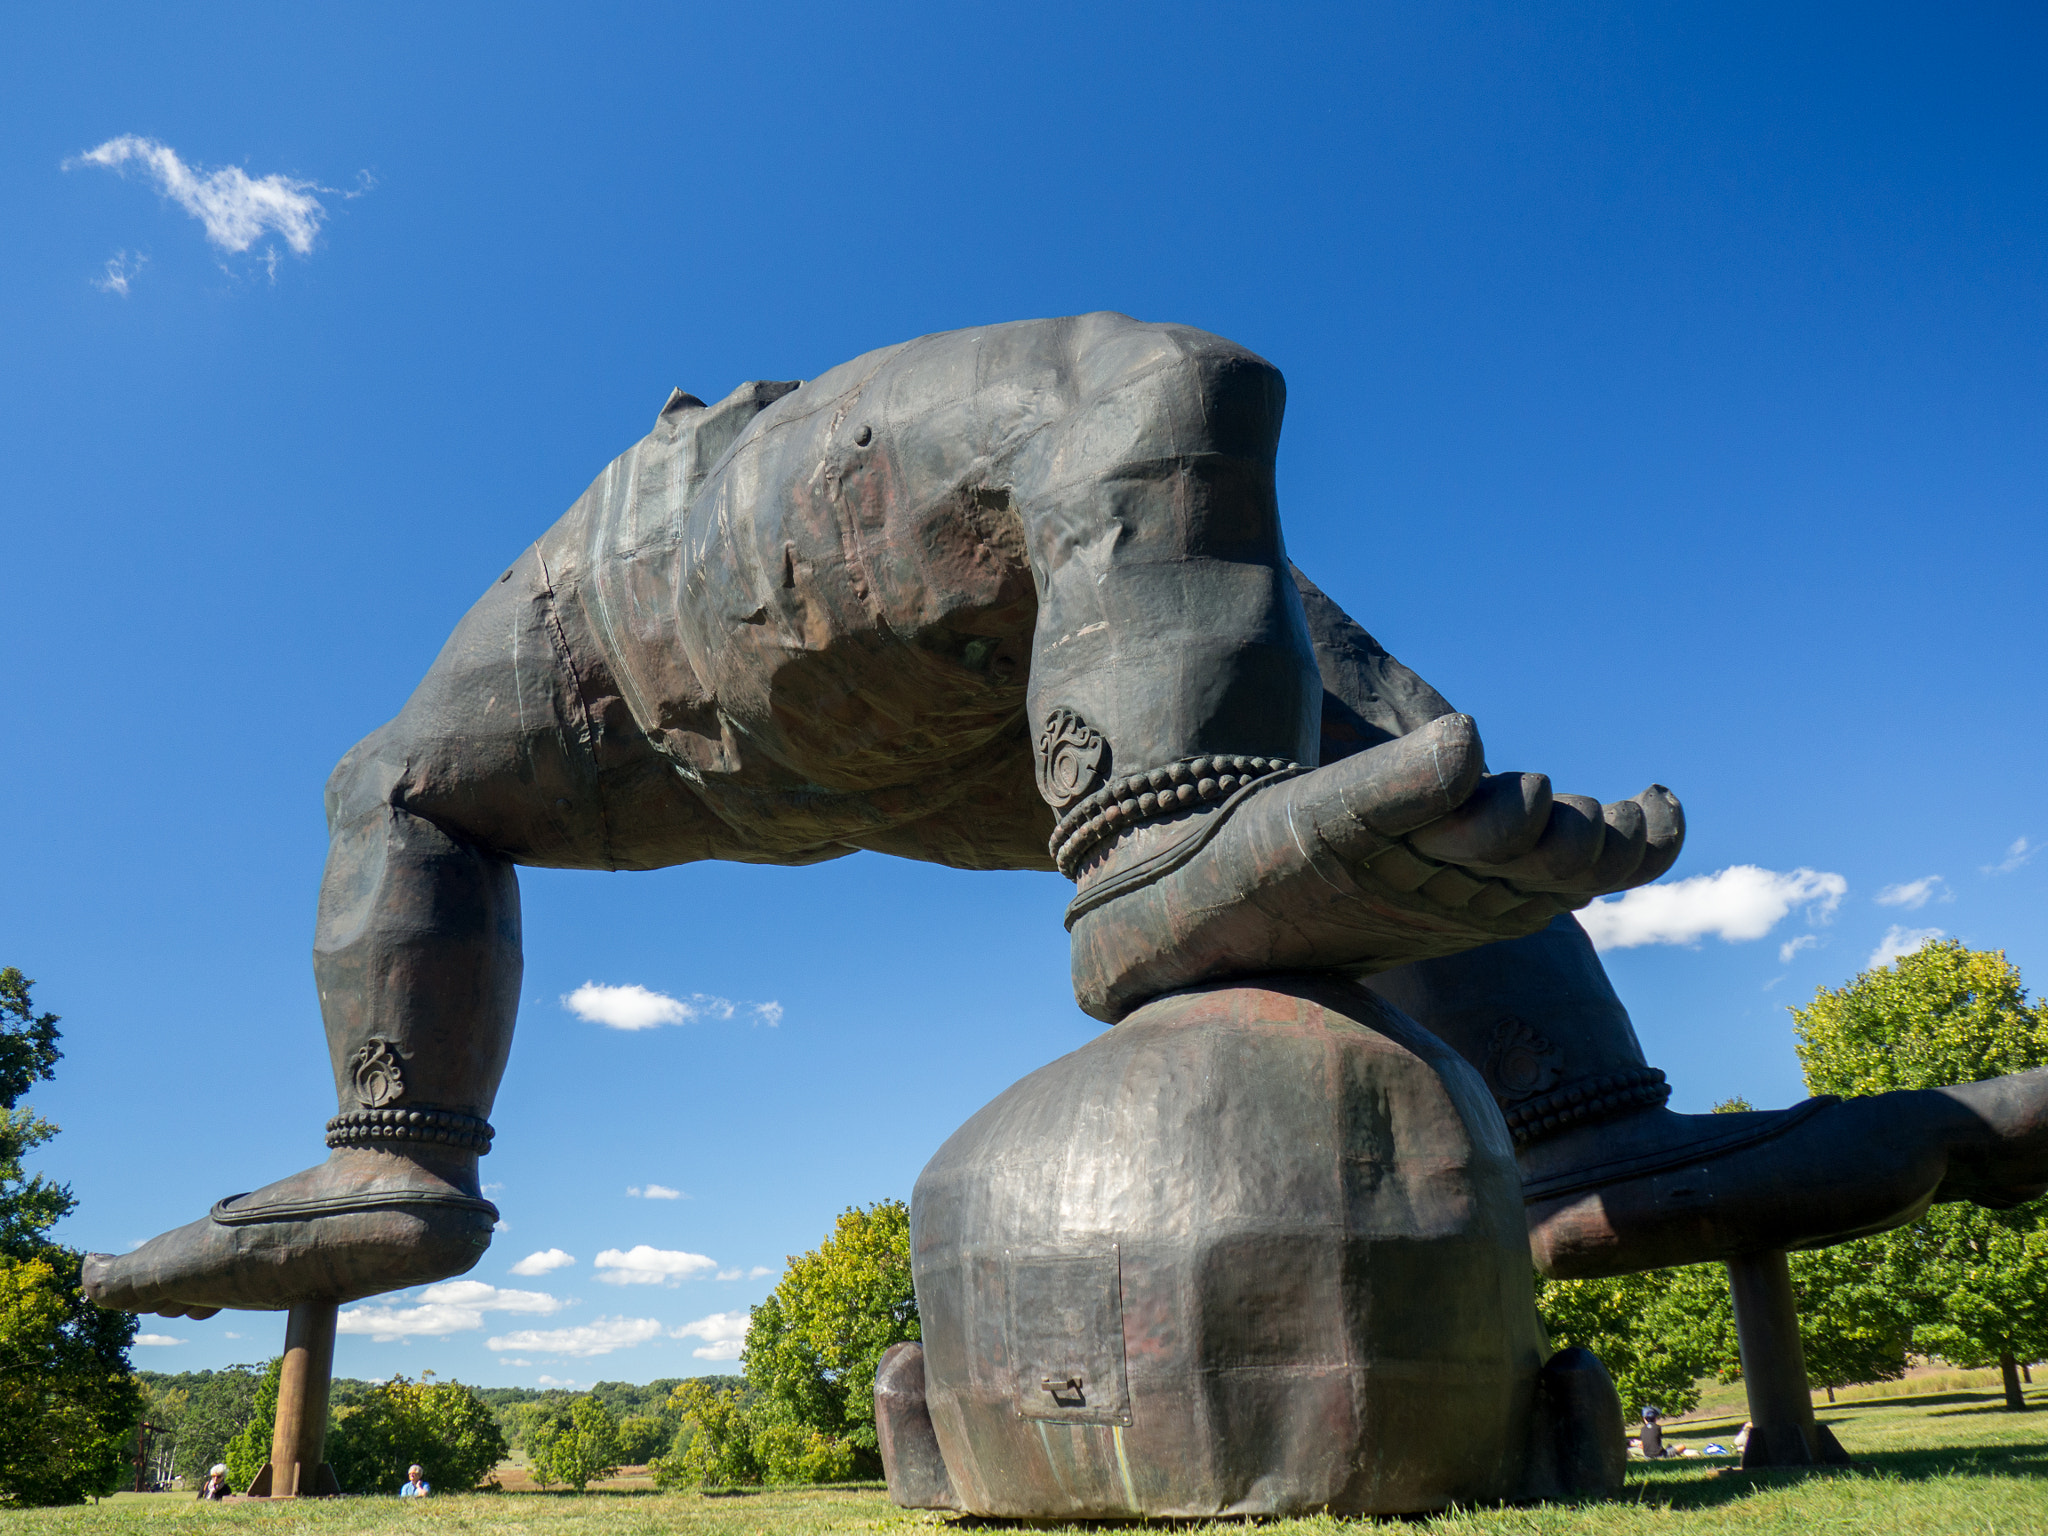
[1050,755,1303,879]
[1501,1067,1670,1148]
[326,1107,496,1154]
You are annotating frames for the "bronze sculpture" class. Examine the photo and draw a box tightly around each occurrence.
[82,313,2048,1508]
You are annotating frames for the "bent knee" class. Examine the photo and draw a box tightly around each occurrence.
[1063,313,1286,465]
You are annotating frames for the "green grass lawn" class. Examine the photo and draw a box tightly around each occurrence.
[15,1383,2046,1536]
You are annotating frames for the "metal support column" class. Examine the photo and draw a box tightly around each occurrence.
[1725,1249,1850,1468]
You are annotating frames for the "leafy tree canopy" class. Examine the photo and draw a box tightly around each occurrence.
[741,1199,917,1479]
[526,1395,620,1491]
[0,970,138,1507]
[1792,941,2048,1409]
[1793,939,2048,1097]
[328,1373,508,1494]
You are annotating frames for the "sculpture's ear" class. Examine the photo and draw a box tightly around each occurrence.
[657,379,803,503]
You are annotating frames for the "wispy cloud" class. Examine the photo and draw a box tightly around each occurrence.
[749,1265,774,1279]
[509,1248,575,1277]
[94,250,146,295]
[562,982,783,1030]
[673,1311,750,1361]
[68,136,331,256]
[1577,866,1846,952]
[337,1280,563,1342]
[537,1374,585,1387]
[594,1245,717,1285]
[627,1183,684,1200]
[1870,925,1944,968]
[488,1317,666,1359]
[133,1333,185,1346]
[1983,837,2035,877]
[1778,933,1819,964]
[1876,876,1950,910]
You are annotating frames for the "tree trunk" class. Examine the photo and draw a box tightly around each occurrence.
[1825,1386,1835,1403]
[2000,1352,2026,1411]
[2026,1362,2034,1385]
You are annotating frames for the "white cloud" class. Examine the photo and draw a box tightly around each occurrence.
[94,250,146,296]
[501,1358,532,1367]
[1876,876,1949,910]
[716,1268,742,1281]
[133,1333,185,1347]
[337,1281,563,1342]
[673,1311,751,1361]
[1576,866,1847,952]
[536,1374,585,1388]
[223,1332,243,1340]
[1870,925,1944,969]
[627,1183,685,1201]
[565,983,692,1030]
[487,1317,666,1358]
[595,1245,717,1285]
[69,136,328,255]
[563,982,783,1030]
[510,1248,575,1277]
[1984,837,2035,876]
[419,1280,562,1313]
[1778,934,1819,964]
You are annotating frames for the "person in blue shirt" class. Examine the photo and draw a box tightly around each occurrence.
[399,1465,430,1497]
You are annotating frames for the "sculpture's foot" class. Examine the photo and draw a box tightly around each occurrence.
[1928,1065,2048,1208]
[1065,713,1682,1021]
[81,1148,497,1314]
[1519,1083,2046,1277]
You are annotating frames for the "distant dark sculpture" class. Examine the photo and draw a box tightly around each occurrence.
[83,314,2048,1508]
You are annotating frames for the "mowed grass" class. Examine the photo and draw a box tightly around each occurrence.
[12,1384,2047,1536]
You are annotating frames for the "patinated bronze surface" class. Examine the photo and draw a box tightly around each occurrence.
[85,314,1674,1320]
[79,313,2048,1512]
[905,977,1623,1516]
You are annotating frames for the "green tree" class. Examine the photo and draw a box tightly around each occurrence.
[0,970,140,1507]
[1793,940,2048,1410]
[221,1357,282,1490]
[651,1380,761,1489]
[326,1374,508,1494]
[1534,1263,1733,1419]
[1784,1238,1912,1400]
[615,1414,669,1466]
[169,1367,263,1486]
[527,1395,620,1491]
[742,1200,918,1478]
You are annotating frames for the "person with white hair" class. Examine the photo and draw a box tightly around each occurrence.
[196,1464,231,1500]
[400,1464,430,1497]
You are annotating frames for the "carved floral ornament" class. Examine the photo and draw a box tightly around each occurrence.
[1487,1016,1562,1103]
[350,1036,409,1109]
[1035,708,1107,811]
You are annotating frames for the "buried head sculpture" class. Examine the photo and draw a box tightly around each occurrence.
[83,315,2048,1511]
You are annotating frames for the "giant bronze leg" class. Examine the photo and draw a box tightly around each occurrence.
[1366,916,2048,1278]
[1006,320,1681,1021]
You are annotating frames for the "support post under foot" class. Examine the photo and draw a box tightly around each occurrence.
[244,1300,342,1497]
[1726,1250,1851,1469]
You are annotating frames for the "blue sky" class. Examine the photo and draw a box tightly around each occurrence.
[3,3,2044,1386]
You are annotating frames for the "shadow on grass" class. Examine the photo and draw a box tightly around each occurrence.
[1617,1440,2048,1513]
